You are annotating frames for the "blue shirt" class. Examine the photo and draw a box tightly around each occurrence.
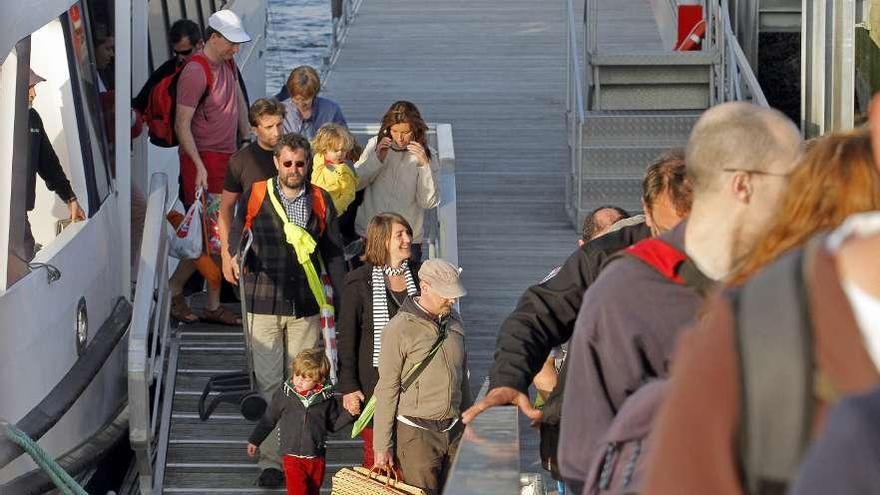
[280,96,348,139]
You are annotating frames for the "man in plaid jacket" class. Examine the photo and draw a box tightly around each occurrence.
[228,132,346,487]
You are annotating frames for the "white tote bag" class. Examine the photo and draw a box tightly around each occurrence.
[168,189,204,260]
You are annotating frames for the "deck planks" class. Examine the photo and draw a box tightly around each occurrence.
[323,0,577,478]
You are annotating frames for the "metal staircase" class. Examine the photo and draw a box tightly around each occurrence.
[566,0,768,225]
[160,316,362,494]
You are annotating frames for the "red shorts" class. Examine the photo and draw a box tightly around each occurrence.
[179,150,232,205]
[282,455,326,495]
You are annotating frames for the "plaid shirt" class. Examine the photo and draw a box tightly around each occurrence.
[275,179,311,228]
[229,184,346,317]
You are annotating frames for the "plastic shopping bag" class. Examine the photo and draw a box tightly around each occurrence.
[167,192,203,259]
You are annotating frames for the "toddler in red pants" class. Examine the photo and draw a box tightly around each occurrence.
[247,349,353,495]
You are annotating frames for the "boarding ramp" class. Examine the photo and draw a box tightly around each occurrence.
[566,0,768,226]
[126,125,456,494]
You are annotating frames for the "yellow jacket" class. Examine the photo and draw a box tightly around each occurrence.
[311,153,357,214]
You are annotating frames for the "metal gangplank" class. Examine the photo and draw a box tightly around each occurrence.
[566,0,768,226]
[126,125,458,494]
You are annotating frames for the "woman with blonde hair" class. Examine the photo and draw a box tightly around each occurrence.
[336,212,421,467]
[729,127,880,283]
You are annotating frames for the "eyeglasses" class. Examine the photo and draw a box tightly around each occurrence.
[722,168,790,178]
[282,160,307,169]
[173,47,194,56]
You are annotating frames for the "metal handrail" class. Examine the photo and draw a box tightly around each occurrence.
[710,0,768,106]
[444,379,521,494]
[128,172,172,495]
[566,0,586,223]
[328,0,363,66]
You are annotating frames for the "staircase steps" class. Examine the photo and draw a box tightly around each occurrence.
[160,301,365,494]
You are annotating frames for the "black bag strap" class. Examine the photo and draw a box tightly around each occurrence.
[733,240,817,495]
[401,318,449,393]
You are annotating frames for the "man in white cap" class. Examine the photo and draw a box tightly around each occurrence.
[170,9,253,328]
[24,68,84,260]
[372,259,472,495]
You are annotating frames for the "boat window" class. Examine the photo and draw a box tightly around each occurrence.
[3,16,93,287]
[63,1,114,203]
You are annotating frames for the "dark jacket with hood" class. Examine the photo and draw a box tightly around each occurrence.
[488,222,652,395]
[249,381,354,457]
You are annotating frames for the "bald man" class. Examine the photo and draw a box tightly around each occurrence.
[556,102,802,490]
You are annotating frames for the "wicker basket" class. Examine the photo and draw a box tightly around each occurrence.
[331,466,427,495]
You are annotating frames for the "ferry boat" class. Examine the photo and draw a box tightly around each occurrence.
[0,0,267,492]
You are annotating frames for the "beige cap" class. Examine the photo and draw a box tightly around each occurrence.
[419,259,467,298]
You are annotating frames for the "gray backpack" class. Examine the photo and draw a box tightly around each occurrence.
[732,243,817,495]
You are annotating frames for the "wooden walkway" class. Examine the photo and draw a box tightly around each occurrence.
[324,0,576,477]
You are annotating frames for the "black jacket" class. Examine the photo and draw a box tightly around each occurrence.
[28,109,75,211]
[229,183,346,317]
[488,222,651,393]
[249,382,353,457]
[336,262,421,398]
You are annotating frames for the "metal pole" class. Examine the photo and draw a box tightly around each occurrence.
[802,0,855,136]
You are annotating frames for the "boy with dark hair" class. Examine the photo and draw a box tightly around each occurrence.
[247,349,353,495]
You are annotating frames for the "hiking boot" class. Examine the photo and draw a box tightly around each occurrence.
[257,468,284,488]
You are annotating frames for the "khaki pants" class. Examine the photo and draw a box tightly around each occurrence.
[395,421,464,495]
[247,312,321,470]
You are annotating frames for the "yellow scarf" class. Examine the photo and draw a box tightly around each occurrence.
[265,178,329,309]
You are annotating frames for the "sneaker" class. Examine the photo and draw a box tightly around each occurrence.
[257,468,284,488]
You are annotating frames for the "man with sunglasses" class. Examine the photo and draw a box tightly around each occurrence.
[131,19,203,114]
[228,133,346,488]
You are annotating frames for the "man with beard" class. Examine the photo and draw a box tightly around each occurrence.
[228,133,346,487]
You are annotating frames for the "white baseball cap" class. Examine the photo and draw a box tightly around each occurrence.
[208,10,251,43]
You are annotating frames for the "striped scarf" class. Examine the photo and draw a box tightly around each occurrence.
[372,261,418,367]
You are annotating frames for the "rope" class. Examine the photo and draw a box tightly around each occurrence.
[2,421,88,495]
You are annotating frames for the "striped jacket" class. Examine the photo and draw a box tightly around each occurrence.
[229,183,346,316]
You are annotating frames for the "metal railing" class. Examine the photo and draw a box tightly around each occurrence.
[346,123,459,267]
[128,172,173,495]
[566,0,587,223]
[328,0,363,66]
[709,0,769,106]
[444,379,522,494]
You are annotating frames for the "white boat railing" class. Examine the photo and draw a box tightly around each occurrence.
[128,172,172,495]
[328,0,364,66]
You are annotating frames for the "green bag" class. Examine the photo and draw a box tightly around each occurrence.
[351,320,449,438]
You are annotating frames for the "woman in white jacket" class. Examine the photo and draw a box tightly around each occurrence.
[354,101,440,262]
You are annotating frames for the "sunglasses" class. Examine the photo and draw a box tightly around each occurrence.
[282,160,307,169]
[174,47,194,56]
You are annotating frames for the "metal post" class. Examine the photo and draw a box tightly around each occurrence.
[802,0,855,136]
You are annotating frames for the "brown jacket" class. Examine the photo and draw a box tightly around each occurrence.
[643,242,880,494]
[373,298,472,454]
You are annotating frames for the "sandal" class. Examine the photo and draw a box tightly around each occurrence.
[171,294,199,323]
[202,306,242,326]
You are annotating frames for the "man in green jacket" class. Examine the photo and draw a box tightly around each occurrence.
[372,259,471,495]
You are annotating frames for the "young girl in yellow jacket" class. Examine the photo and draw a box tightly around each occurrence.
[311,123,358,214]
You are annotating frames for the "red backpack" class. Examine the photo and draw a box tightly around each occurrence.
[143,54,226,147]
